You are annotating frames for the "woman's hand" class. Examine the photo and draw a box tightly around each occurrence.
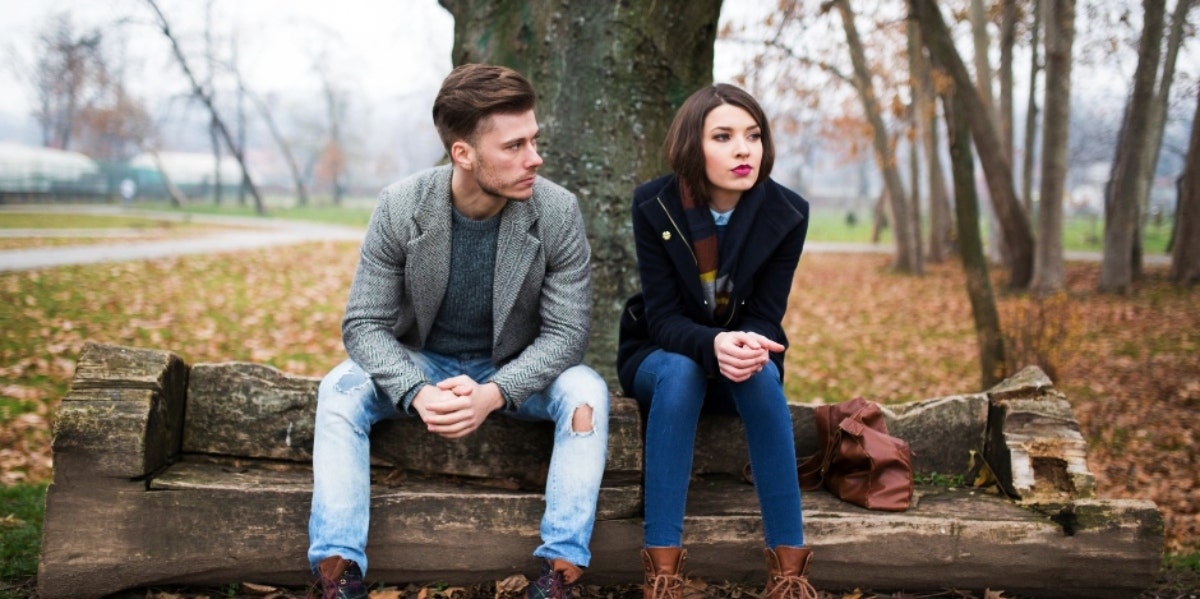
[713,331,784,382]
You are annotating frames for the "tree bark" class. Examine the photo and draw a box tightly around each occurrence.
[969,0,999,131]
[440,0,723,382]
[835,0,923,275]
[144,0,265,215]
[910,20,952,263]
[1021,0,1042,215]
[1136,0,1194,261]
[1031,0,1075,295]
[1100,0,1166,293]
[942,85,1006,389]
[912,0,1035,289]
[999,0,1018,167]
[1170,85,1200,285]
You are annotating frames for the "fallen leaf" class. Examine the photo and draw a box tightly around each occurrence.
[494,573,528,597]
[240,582,278,594]
[369,588,404,599]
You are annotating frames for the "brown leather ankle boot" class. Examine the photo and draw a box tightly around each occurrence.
[641,547,686,599]
[763,546,817,599]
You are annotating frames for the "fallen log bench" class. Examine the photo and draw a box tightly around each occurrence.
[38,342,1163,598]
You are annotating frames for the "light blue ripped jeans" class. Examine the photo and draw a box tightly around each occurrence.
[307,351,609,575]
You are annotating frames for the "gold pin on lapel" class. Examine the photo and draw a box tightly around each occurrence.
[662,231,671,241]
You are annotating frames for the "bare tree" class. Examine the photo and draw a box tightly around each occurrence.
[75,84,153,163]
[831,0,923,274]
[316,63,349,206]
[912,0,1036,289]
[239,86,310,207]
[143,0,264,215]
[999,0,1018,166]
[204,0,223,206]
[1170,85,1200,285]
[909,19,953,262]
[1100,0,1166,293]
[1031,0,1076,295]
[942,79,1007,389]
[969,0,1000,132]
[1021,0,1042,214]
[32,13,104,151]
[1136,0,1195,254]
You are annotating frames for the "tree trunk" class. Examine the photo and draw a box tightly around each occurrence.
[144,0,265,215]
[1170,85,1200,285]
[321,77,346,206]
[205,0,222,207]
[241,85,310,208]
[912,0,1035,289]
[1000,0,1018,166]
[1031,0,1075,295]
[1021,0,1042,215]
[871,188,889,243]
[440,0,723,382]
[910,20,952,263]
[969,0,999,131]
[943,85,1006,389]
[835,0,923,275]
[1136,0,1193,262]
[1100,0,1166,293]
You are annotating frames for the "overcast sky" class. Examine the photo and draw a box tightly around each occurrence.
[0,0,458,141]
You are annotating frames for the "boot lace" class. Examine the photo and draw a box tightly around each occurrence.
[765,573,818,599]
[645,572,684,599]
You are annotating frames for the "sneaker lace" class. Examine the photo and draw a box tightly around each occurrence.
[530,569,568,599]
[308,571,359,599]
[765,574,818,599]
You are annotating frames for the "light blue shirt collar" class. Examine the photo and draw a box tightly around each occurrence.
[710,207,734,226]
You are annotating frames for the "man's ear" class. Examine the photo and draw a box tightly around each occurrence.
[450,140,474,170]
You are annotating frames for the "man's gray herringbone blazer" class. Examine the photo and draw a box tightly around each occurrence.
[341,165,593,410]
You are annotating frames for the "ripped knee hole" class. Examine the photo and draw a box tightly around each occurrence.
[571,405,594,433]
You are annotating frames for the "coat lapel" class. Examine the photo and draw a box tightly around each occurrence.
[646,187,708,305]
[726,182,804,293]
[492,196,539,343]
[407,168,453,343]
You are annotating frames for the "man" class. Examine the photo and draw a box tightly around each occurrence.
[308,64,609,599]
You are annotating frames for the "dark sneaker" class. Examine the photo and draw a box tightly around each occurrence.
[525,558,581,599]
[310,555,368,599]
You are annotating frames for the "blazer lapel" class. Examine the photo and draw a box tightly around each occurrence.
[407,168,453,343]
[492,197,539,343]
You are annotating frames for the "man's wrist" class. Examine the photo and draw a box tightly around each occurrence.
[484,382,508,412]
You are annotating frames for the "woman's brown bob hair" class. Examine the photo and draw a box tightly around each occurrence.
[433,64,537,151]
[664,83,774,206]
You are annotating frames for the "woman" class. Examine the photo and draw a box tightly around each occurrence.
[617,84,814,599]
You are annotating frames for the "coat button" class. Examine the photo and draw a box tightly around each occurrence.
[662,231,671,240]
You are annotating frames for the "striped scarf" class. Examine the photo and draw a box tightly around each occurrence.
[680,181,732,319]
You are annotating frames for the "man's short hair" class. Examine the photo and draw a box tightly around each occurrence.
[433,64,537,151]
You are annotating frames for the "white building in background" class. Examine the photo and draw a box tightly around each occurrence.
[127,151,246,201]
[0,142,104,197]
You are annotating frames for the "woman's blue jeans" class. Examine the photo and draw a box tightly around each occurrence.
[307,351,609,574]
[632,349,804,548]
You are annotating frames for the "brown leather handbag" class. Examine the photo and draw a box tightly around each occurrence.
[798,397,914,511]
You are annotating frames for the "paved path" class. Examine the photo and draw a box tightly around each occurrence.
[0,206,364,272]
[0,205,1169,271]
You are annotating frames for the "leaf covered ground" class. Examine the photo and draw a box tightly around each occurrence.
[0,241,1196,598]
